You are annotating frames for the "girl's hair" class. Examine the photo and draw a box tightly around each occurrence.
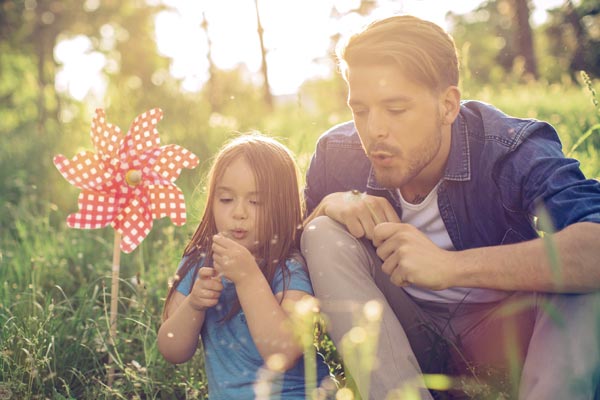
[337,15,459,92]
[162,133,304,321]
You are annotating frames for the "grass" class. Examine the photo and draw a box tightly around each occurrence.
[1,79,600,399]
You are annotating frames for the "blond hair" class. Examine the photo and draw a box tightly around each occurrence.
[338,15,459,91]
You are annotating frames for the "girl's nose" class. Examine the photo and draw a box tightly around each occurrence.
[232,201,247,220]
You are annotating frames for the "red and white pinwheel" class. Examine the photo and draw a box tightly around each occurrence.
[54,107,199,385]
[53,107,199,253]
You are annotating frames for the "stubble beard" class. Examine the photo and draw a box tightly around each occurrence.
[372,125,443,189]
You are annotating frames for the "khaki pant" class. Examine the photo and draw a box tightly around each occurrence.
[301,216,600,400]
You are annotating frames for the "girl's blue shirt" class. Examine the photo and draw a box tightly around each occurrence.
[176,256,330,399]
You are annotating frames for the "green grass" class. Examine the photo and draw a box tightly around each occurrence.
[1,79,599,399]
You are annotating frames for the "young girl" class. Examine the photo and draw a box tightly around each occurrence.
[157,134,329,399]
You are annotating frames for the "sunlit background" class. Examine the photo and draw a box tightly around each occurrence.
[55,0,565,100]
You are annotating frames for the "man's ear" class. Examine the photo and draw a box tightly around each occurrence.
[439,86,461,125]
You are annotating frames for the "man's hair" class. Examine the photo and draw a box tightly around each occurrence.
[337,15,460,91]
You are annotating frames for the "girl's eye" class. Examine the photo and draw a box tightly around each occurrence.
[389,109,406,115]
[219,198,233,203]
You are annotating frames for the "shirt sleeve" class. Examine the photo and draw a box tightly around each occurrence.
[175,257,201,296]
[272,257,314,295]
[501,126,600,230]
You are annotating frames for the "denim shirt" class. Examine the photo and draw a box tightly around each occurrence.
[304,100,600,252]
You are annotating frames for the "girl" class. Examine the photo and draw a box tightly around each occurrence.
[157,134,329,399]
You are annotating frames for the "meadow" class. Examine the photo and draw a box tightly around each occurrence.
[1,77,599,399]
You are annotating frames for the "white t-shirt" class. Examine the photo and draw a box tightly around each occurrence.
[397,183,509,303]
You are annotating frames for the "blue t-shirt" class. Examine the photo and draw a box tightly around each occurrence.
[177,256,330,399]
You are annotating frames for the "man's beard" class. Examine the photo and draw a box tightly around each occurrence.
[370,125,443,189]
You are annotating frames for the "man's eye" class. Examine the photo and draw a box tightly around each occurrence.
[249,199,261,205]
[352,109,367,116]
[389,109,406,115]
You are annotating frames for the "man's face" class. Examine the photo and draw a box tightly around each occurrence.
[347,64,448,190]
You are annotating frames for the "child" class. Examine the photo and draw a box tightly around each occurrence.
[157,134,329,399]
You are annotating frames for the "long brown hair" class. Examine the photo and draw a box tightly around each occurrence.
[162,133,305,321]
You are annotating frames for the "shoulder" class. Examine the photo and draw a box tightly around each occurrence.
[460,100,559,151]
[316,120,362,148]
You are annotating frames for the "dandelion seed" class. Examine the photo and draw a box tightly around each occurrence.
[336,241,345,247]
[270,234,279,245]
[336,387,355,400]
[167,332,174,338]
[348,327,367,344]
[307,225,316,231]
[363,300,383,322]
[296,224,303,230]
[131,360,142,370]
[266,353,287,372]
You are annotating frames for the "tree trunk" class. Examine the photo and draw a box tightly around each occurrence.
[512,0,538,79]
[254,0,273,109]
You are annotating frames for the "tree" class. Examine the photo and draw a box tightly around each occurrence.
[544,0,600,79]
[254,0,273,109]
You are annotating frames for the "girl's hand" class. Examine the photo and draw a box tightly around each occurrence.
[188,267,224,311]
[212,233,261,284]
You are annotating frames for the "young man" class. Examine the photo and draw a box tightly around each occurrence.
[301,15,600,399]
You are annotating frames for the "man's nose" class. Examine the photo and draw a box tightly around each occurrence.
[367,110,388,139]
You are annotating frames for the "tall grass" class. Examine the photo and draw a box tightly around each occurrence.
[1,79,599,399]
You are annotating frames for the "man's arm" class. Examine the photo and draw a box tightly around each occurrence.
[373,221,600,293]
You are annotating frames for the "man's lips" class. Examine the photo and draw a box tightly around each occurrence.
[369,150,395,167]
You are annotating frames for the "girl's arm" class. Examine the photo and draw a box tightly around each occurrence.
[212,235,306,370]
[157,267,223,364]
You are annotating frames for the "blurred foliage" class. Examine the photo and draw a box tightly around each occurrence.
[1,0,599,398]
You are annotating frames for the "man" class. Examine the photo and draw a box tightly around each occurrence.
[301,15,600,400]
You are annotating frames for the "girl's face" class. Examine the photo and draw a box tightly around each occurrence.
[212,156,260,252]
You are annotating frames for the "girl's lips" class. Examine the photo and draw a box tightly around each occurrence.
[230,229,247,240]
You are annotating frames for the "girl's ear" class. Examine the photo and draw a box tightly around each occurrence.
[439,86,461,126]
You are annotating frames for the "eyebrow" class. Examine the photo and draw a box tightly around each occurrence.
[215,186,259,196]
[348,95,413,107]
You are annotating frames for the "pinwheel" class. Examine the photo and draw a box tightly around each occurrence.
[53,107,199,383]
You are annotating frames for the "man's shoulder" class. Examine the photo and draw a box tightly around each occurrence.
[460,100,556,151]
[317,120,362,146]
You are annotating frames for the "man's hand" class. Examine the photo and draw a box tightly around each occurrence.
[313,191,400,239]
[188,267,224,311]
[373,222,458,290]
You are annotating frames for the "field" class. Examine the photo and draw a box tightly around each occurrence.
[1,78,599,399]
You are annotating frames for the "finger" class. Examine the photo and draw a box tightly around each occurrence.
[198,266,217,279]
[373,222,394,247]
[380,255,398,276]
[375,198,401,223]
[390,272,407,287]
[345,215,366,238]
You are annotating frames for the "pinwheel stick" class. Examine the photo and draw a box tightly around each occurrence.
[108,231,122,386]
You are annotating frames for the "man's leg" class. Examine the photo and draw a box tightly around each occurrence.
[301,216,433,399]
[519,291,600,399]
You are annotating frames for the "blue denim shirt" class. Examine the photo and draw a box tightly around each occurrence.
[305,100,600,251]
